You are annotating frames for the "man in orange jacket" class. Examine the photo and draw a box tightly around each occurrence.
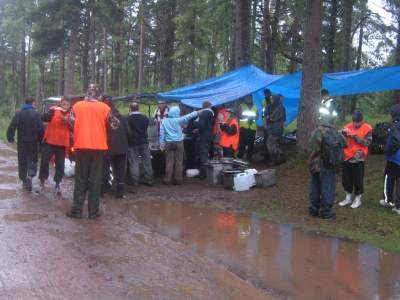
[38,97,71,195]
[339,111,372,209]
[66,84,117,220]
[219,108,239,158]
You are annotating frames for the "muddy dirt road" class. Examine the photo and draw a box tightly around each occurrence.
[2,141,400,300]
[0,143,269,300]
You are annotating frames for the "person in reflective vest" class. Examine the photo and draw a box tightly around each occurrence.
[320,89,338,118]
[219,108,239,158]
[238,95,258,162]
[66,84,118,220]
[338,111,372,209]
[38,97,71,195]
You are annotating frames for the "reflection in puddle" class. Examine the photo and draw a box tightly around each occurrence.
[132,201,400,300]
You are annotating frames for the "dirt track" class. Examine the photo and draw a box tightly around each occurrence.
[0,142,271,300]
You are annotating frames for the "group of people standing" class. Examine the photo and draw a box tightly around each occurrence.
[308,90,400,219]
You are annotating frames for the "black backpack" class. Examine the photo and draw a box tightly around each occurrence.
[321,129,344,169]
[371,122,390,154]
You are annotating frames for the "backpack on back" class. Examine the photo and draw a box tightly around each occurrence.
[321,129,344,169]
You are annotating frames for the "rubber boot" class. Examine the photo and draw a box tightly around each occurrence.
[339,193,353,207]
[351,195,362,209]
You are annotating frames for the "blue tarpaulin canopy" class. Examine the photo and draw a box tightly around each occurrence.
[158,64,400,126]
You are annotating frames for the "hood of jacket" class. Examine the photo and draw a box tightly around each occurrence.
[168,106,180,118]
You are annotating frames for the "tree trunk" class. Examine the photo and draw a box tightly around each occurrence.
[103,27,107,94]
[250,0,258,57]
[159,0,176,88]
[90,10,96,84]
[339,0,354,119]
[327,0,338,72]
[261,0,271,70]
[20,34,26,100]
[82,8,90,93]
[234,0,251,68]
[394,14,400,104]
[26,35,31,96]
[350,4,366,113]
[65,21,79,97]
[297,0,323,154]
[265,0,282,73]
[58,47,65,95]
[138,4,145,92]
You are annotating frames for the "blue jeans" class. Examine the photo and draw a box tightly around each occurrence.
[127,144,153,183]
[309,169,337,217]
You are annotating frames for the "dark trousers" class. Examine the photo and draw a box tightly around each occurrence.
[383,161,400,207]
[17,142,38,181]
[165,141,184,184]
[222,147,235,158]
[72,150,104,216]
[309,169,337,217]
[237,128,256,161]
[184,138,198,170]
[197,140,211,175]
[267,134,284,163]
[110,154,126,185]
[342,161,364,195]
[39,143,65,184]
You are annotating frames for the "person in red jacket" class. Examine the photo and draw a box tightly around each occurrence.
[38,97,71,195]
[339,111,373,209]
[66,84,118,220]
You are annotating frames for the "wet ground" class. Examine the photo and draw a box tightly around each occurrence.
[1,141,400,299]
[0,143,269,300]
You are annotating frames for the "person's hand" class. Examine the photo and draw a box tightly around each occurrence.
[160,144,165,151]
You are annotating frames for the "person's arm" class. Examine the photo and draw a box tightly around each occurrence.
[6,113,18,143]
[308,129,322,163]
[159,123,166,150]
[352,130,372,147]
[177,111,199,125]
[220,123,237,135]
[42,110,54,122]
[37,114,45,142]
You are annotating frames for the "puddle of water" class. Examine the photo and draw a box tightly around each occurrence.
[3,213,48,222]
[0,189,17,200]
[132,201,400,300]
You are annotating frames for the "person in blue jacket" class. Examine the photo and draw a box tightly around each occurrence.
[380,104,400,214]
[160,106,202,185]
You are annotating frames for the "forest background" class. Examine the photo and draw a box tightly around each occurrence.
[0,0,399,145]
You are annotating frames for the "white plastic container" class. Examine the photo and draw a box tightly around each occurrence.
[186,169,200,178]
[233,173,253,192]
[244,168,258,187]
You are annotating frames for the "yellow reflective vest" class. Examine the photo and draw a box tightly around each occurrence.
[240,103,257,131]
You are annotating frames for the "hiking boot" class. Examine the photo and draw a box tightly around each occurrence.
[320,212,336,220]
[350,195,362,209]
[55,183,62,196]
[88,212,100,220]
[66,210,82,219]
[309,210,319,217]
[392,207,400,214]
[35,180,45,194]
[379,199,395,208]
[24,176,32,192]
[339,193,353,207]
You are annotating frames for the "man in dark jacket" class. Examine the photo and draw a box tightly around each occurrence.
[194,101,214,179]
[7,96,44,191]
[379,104,400,214]
[265,94,286,165]
[105,98,129,198]
[127,102,153,186]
